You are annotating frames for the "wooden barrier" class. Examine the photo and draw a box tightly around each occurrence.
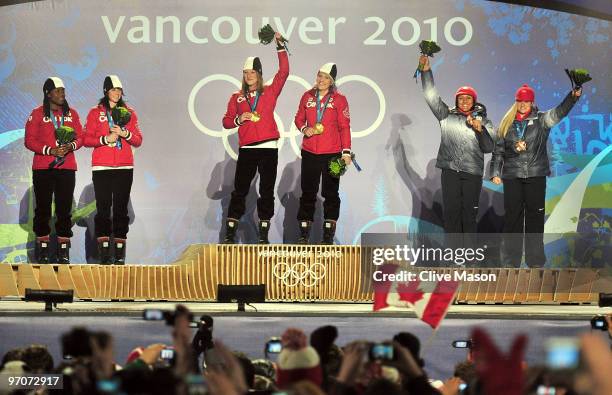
[0,244,607,303]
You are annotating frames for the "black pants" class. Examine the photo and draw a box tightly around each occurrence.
[32,169,76,238]
[227,148,278,220]
[297,150,341,221]
[93,169,134,239]
[502,177,546,266]
[440,169,482,233]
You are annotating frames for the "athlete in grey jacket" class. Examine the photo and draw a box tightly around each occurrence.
[490,83,581,266]
[419,55,494,233]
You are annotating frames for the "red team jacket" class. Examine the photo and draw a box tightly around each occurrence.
[24,106,84,170]
[294,89,351,154]
[222,50,289,147]
[83,105,143,167]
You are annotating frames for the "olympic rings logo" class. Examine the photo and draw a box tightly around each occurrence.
[272,262,326,288]
[187,74,386,160]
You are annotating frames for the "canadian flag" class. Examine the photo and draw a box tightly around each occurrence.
[373,264,459,329]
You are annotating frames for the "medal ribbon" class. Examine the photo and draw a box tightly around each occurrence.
[515,120,528,140]
[106,109,123,150]
[316,91,332,124]
[48,111,65,168]
[50,111,64,129]
[244,91,260,113]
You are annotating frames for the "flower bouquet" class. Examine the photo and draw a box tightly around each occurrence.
[111,106,131,150]
[49,125,75,169]
[565,68,592,90]
[328,153,362,178]
[258,24,290,54]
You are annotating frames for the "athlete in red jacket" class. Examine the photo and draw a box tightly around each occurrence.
[294,63,352,244]
[221,31,288,244]
[83,75,143,264]
[24,77,83,263]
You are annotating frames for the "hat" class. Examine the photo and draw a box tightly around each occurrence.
[393,332,424,367]
[0,360,27,375]
[455,86,477,102]
[243,56,262,75]
[103,75,123,94]
[276,328,322,389]
[319,63,337,81]
[310,325,338,365]
[515,84,535,102]
[43,77,65,96]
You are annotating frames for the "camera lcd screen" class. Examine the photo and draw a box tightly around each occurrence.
[370,344,393,360]
[546,338,579,369]
[452,340,470,348]
[143,309,164,320]
[267,340,282,353]
[161,348,175,360]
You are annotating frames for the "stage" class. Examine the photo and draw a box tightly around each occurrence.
[0,244,608,304]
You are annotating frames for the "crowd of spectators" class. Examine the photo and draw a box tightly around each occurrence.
[1,306,611,395]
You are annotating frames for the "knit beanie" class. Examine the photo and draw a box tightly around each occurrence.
[103,75,123,94]
[515,84,535,102]
[276,328,323,389]
[43,77,64,96]
[319,63,337,81]
[243,56,262,75]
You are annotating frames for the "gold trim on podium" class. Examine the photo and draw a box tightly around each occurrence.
[0,244,605,304]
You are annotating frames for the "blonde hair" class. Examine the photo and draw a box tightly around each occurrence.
[498,102,519,138]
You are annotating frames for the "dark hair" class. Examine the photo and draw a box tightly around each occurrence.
[61,327,92,359]
[454,360,476,385]
[233,352,255,388]
[43,95,70,119]
[98,94,127,111]
[22,344,54,373]
[242,71,264,97]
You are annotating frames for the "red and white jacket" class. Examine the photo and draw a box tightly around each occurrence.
[82,104,143,167]
[24,106,83,170]
[222,50,289,147]
[294,89,351,155]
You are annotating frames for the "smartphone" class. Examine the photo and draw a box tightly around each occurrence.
[266,338,282,354]
[369,343,394,361]
[143,309,165,321]
[452,340,472,348]
[160,347,175,361]
[590,315,608,331]
[545,337,579,370]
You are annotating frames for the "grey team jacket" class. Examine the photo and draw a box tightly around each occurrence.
[489,92,578,179]
[421,70,495,177]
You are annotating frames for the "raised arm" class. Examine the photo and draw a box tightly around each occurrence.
[541,89,580,129]
[419,55,449,121]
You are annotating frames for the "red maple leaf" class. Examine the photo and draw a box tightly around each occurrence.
[396,280,424,304]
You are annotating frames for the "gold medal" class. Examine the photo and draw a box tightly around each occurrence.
[251,111,261,122]
[314,122,325,134]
